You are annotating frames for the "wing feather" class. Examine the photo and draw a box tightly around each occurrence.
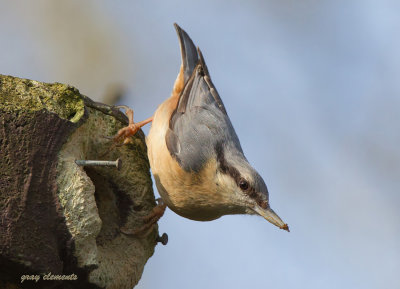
[166,25,242,172]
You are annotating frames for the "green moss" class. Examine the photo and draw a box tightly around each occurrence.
[0,74,85,123]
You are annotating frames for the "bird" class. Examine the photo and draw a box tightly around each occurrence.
[115,23,289,234]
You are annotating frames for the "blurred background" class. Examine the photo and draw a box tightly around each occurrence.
[1,1,399,288]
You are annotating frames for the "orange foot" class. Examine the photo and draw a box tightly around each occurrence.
[120,198,167,236]
[113,105,153,145]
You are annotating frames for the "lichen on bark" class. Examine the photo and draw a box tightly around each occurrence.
[0,74,85,122]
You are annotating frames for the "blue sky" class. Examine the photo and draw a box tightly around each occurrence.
[1,1,399,288]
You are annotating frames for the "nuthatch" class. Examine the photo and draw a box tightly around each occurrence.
[115,24,289,232]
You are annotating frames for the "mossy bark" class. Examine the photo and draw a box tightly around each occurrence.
[0,74,157,289]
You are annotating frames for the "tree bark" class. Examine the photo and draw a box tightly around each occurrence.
[0,74,157,289]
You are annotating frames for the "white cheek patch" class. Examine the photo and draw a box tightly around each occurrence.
[215,172,248,205]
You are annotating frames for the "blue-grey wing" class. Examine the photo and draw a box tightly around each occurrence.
[166,51,243,172]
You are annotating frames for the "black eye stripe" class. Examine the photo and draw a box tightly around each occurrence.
[215,142,260,201]
[215,142,241,183]
[249,192,258,199]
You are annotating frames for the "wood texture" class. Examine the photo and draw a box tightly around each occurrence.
[0,74,157,289]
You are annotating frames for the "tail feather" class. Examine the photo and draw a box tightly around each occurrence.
[174,23,199,85]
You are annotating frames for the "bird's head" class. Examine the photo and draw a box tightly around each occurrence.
[215,142,289,231]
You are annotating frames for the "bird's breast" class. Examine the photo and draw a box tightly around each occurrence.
[146,97,237,221]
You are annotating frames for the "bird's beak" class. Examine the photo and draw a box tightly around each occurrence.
[253,205,290,232]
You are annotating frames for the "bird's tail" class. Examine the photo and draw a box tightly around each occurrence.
[172,23,199,97]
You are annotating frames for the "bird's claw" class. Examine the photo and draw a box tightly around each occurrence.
[120,198,167,237]
[109,105,153,147]
[114,105,131,112]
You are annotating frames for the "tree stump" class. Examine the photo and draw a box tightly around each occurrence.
[0,74,158,289]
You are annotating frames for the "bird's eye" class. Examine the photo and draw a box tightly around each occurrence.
[239,179,249,191]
